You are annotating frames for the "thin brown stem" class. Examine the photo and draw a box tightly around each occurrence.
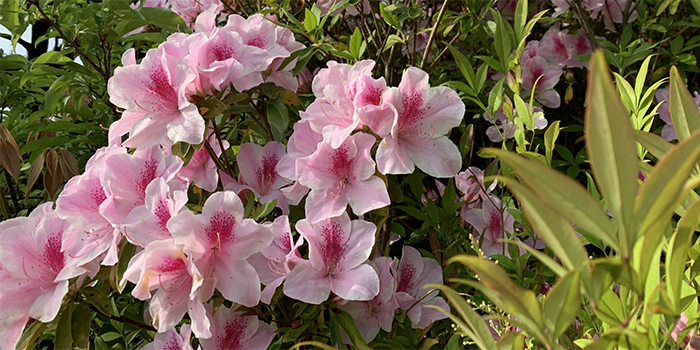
[89,304,157,332]
[419,0,449,70]
[427,34,460,73]
[211,121,234,176]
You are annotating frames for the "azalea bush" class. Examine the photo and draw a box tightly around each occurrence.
[2,0,700,349]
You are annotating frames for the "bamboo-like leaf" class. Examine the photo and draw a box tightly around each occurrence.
[634,129,700,240]
[427,284,497,350]
[669,66,700,140]
[585,50,638,256]
[634,130,672,159]
[497,177,589,272]
[72,301,90,349]
[482,148,619,250]
[512,240,568,277]
[334,309,370,350]
[54,302,74,350]
[666,197,700,312]
[543,271,581,340]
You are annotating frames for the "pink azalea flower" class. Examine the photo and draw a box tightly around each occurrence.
[462,195,516,257]
[338,257,400,343]
[198,304,276,350]
[247,216,304,304]
[170,0,222,28]
[276,120,323,206]
[521,41,563,108]
[455,166,497,207]
[296,132,390,223]
[178,131,229,192]
[141,324,194,350]
[376,67,464,178]
[188,27,269,93]
[283,213,379,304]
[670,311,700,349]
[226,142,290,214]
[538,27,591,69]
[393,246,449,329]
[101,145,183,225]
[168,191,274,307]
[0,204,72,350]
[108,47,205,148]
[126,239,213,338]
[123,178,188,247]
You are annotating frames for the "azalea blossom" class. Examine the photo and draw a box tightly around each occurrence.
[125,239,213,338]
[393,246,449,329]
[338,257,400,343]
[276,120,323,206]
[462,195,516,257]
[226,142,290,213]
[178,130,229,192]
[198,304,276,350]
[484,103,548,142]
[247,216,304,304]
[296,132,390,223]
[376,67,464,178]
[168,191,274,307]
[520,41,563,108]
[538,26,591,68]
[284,213,379,304]
[141,324,194,350]
[108,46,205,148]
[0,204,73,350]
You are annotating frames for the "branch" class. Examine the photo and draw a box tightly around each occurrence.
[419,0,450,70]
[89,304,157,332]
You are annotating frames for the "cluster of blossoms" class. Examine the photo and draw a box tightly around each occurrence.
[551,0,637,31]
[0,10,468,349]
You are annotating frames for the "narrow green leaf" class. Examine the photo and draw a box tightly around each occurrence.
[335,310,370,350]
[16,320,46,350]
[667,198,700,312]
[304,8,318,32]
[55,303,74,350]
[491,10,512,70]
[585,50,638,256]
[635,56,653,99]
[482,148,619,250]
[497,177,589,272]
[72,301,91,349]
[427,284,497,350]
[543,271,581,340]
[252,199,278,220]
[349,27,362,60]
[513,0,527,44]
[497,332,525,350]
[447,43,475,89]
[267,101,289,141]
[114,242,137,293]
[634,130,672,159]
[81,286,112,317]
[669,66,700,140]
[544,121,560,166]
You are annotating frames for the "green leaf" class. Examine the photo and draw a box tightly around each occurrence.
[543,270,581,340]
[635,55,653,99]
[613,73,636,113]
[134,7,188,33]
[16,319,47,350]
[55,303,74,350]
[252,199,278,220]
[667,197,700,312]
[114,242,136,293]
[544,121,560,166]
[72,302,91,349]
[447,43,475,89]
[585,50,638,256]
[497,332,525,350]
[33,51,72,65]
[669,66,700,140]
[81,286,112,317]
[513,0,528,45]
[497,177,589,272]
[0,0,20,30]
[634,129,700,241]
[482,148,619,250]
[292,47,316,76]
[267,101,289,141]
[21,137,69,155]
[334,310,370,350]
[304,8,318,32]
[427,284,497,350]
[634,130,672,159]
[349,27,363,60]
[383,34,405,53]
[491,10,512,70]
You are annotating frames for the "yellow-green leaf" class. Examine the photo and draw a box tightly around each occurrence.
[669,66,700,141]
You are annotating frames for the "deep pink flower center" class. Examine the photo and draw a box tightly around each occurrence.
[398,91,426,130]
[154,199,171,233]
[487,209,503,237]
[396,263,416,293]
[279,233,292,251]
[159,256,186,273]
[218,318,249,350]
[136,158,159,201]
[328,145,355,179]
[247,34,267,48]
[42,234,65,273]
[255,153,280,193]
[206,212,236,252]
[91,186,107,209]
[212,44,235,62]
[146,66,177,103]
[319,221,348,275]
[162,333,181,350]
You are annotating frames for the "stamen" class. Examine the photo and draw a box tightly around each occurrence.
[22,256,43,281]
[158,274,189,293]
[122,227,145,247]
[407,126,436,146]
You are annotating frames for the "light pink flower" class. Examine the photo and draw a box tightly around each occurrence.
[538,27,591,69]
[338,257,400,343]
[462,195,516,257]
[484,103,548,142]
[170,0,222,27]
[126,239,213,338]
[284,213,379,304]
[654,86,700,141]
[455,167,496,207]
[178,131,229,192]
[108,47,205,148]
[226,142,290,213]
[198,304,276,350]
[123,178,188,247]
[376,67,464,178]
[247,216,304,304]
[276,121,323,206]
[394,246,449,329]
[141,324,194,350]
[168,191,274,307]
[521,41,563,108]
[0,204,72,350]
[297,132,390,223]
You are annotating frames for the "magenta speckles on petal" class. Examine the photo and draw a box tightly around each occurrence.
[42,234,65,273]
[91,186,107,209]
[212,44,235,62]
[136,158,159,201]
[247,34,268,48]
[255,154,280,193]
[218,318,249,350]
[488,209,503,237]
[206,212,237,246]
[162,333,182,350]
[328,145,355,178]
[159,256,186,273]
[146,66,177,104]
[319,221,348,275]
[154,199,172,232]
[396,263,416,293]
[398,91,425,129]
